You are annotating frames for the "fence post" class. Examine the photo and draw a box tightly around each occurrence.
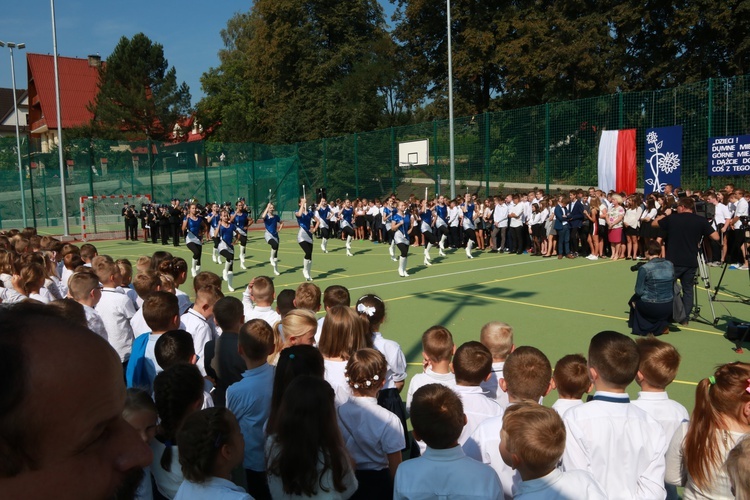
[484,111,490,197]
[354,134,360,198]
[707,78,713,189]
[147,138,154,200]
[545,103,550,191]
[433,120,439,195]
[203,141,209,202]
[390,127,396,194]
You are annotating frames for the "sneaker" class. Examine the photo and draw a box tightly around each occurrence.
[739,265,749,271]
[586,254,598,260]
[709,261,722,267]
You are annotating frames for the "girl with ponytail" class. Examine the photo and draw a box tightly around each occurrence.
[666,362,750,499]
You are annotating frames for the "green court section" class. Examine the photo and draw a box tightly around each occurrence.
[94,231,750,413]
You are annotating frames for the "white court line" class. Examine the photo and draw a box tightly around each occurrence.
[348,258,556,291]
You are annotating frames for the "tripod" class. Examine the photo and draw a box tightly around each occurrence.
[691,244,718,325]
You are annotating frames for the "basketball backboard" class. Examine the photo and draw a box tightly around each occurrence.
[398,139,429,167]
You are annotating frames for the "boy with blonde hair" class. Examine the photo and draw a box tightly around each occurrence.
[632,336,689,500]
[551,354,591,417]
[129,270,163,336]
[243,276,281,328]
[181,285,224,376]
[464,346,553,499]
[406,325,456,414]
[68,271,107,340]
[562,331,667,499]
[479,321,514,407]
[293,282,321,312]
[94,258,136,369]
[500,402,606,499]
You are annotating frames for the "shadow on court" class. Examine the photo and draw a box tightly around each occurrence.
[402,284,537,362]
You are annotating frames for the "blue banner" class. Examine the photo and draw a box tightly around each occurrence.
[708,135,750,176]
[644,125,682,194]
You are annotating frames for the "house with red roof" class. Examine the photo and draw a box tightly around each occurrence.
[26,53,101,153]
[0,88,28,137]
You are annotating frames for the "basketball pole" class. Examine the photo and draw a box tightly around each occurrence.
[447,0,456,200]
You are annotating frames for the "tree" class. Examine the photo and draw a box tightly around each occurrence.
[88,33,192,141]
[198,0,391,144]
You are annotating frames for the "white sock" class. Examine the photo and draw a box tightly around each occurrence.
[226,271,234,291]
[439,234,447,249]
[223,261,231,280]
[346,235,352,249]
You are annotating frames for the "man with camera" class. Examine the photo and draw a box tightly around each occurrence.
[653,196,719,325]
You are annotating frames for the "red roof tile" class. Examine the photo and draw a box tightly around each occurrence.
[27,53,100,130]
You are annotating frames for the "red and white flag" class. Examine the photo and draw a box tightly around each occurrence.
[597,129,636,193]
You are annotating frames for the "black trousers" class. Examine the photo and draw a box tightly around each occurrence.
[171,223,180,246]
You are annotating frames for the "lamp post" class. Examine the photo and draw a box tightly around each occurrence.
[50,0,70,237]
[0,40,28,227]
[447,0,456,199]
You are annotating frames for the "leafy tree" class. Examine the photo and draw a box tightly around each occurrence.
[88,33,192,141]
[199,0,391,144]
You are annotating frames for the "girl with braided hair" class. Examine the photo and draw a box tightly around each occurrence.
[337,348,405,499]
[666,362,750,499]
[151,363,205,499]
[174,407,251,499]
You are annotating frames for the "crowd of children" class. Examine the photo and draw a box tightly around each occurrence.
[2,225,750,500]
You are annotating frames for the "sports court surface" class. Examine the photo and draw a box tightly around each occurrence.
[94,230,750,412]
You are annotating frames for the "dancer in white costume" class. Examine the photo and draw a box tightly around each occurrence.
[316,198,333,254]
[295,197,319,281]
[217,209,241,291]
[230,199,251,269]
[434,195,450,257]
[461,193,478,259]
[259,202,283,276]
[391,201,412,277]
[419,198,437,266]
[339,199,356,257]
[182,203,207,277]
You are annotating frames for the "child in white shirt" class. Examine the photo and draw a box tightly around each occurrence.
[479,321,515,409]
[562,331,667,499]
[500,402,606,499]
[406,325,457,415]
[337,348,405,498]
[181,285,223,376]
[550,354,590,417]
[243,276,282,329]
[174,408,251,499]
[632,337,689,500]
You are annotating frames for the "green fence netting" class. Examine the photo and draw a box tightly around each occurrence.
[1,74,748,233]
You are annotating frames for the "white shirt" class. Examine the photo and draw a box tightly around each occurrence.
[463,413,518,500]
[480,361,509,409]
[324,359,352,406]
[562,392,668,500]
[406,369,456,415]
[665,422,742,500]
[315,315,325,345]
[150,440,183,499]
[733,197,748,229]
[448,207,461,227]
[337,396,405,470]
[453,385,504,447]
[632,391,689,446]
[174,476,252,500]
[372,332,407,389]
[242,287,281,329]
[83,304,108,340]
[0,288,24,303]
[130,308,150,338]
[514,469,607,500]
[181,308,215,376]
[394,445,503,500]
[508,203,523,228]
[175,288,191,315]
[713,203,731,225]
[96,287,137,362]
[551,398,583,417]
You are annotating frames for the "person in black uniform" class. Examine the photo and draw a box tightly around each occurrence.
[169,198,182,247]
[147,205,159,244]
[121,202,130,240]
[139,204,150,242]
[124,203,138,242]
[159,205,170,245]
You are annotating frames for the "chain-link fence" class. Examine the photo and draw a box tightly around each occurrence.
[1,74,748,234]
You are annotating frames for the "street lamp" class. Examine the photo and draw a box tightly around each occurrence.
[0,40,28,227]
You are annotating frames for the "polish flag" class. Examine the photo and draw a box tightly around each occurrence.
[597,129,636,193]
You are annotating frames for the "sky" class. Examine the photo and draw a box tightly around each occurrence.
[0,0,397,107]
